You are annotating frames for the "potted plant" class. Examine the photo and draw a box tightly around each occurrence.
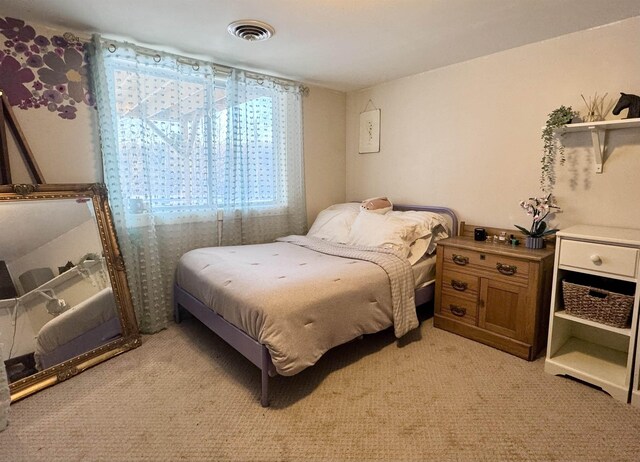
[541,106,578,193]
[515,194,560,249]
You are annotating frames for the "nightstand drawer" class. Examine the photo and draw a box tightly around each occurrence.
[559,240,638,278]
[441,269,478,298]
[440,293,477,325]
[443,247,529,280]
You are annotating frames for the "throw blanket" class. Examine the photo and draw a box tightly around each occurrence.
[277,235,418,337]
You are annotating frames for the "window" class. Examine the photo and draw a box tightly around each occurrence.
[107,57,297,216]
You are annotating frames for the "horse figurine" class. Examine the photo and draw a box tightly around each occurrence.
[612,92,640,119]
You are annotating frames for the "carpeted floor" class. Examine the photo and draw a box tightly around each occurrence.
[2,313,640,461]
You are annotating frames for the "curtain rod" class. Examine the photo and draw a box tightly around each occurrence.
[76,33,309,95]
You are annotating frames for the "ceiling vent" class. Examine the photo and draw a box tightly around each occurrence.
[227,20,274,42]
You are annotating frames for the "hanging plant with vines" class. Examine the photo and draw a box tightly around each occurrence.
[540,106,578,193]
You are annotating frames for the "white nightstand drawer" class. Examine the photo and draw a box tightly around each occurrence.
[559,240,638,277]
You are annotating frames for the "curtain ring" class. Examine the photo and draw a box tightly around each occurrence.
[257,77,264,86]
[108,43,117,53]
[192,63,200,71]
[153,54,161,63]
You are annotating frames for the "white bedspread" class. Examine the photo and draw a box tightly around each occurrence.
[413,253,437,288]
[277,235,418,337]
[176,237,420,376]
[34,287,117,369]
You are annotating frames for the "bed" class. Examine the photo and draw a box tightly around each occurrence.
[34,287,121,370]
[174,204,457,406]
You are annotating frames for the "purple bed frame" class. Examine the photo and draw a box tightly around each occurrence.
[174,205,457,406]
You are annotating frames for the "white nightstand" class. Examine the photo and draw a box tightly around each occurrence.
[545,225,640,403]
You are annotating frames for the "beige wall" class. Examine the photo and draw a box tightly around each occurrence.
[4,19,347,228]
[7,104,101,184]
[346,17,640,231]
[303,86,347,225]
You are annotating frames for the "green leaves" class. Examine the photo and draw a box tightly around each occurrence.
[536,220,547,234]
[541,105,578,193]
[515,222,559,238]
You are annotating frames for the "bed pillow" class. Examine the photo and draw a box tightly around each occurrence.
[427,224,450,254]
[406,238,429,265]
[386,211,451,258]
[307,203,361,244]
[346,211,418,258]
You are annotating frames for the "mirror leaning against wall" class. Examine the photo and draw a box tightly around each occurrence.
[0,183,140,402]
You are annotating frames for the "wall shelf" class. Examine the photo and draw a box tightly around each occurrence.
[555,118,640,174]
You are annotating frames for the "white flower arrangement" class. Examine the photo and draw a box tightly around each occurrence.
[515,194,560,238]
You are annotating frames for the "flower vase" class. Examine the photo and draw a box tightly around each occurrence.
[525,236,545,249]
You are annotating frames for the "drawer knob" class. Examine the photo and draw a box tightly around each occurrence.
[496,263,517,275]
[452,254,469,266]
[449,305,467,317]
[450,279,468,291]
[590,254,602,265]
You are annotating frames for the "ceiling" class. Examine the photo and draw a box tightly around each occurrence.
[0,200,92,262]
[1,0,639,91]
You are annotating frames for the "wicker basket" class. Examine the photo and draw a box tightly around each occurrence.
[562,280,634,328]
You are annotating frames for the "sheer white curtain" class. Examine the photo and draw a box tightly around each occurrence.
[89,36,306,333]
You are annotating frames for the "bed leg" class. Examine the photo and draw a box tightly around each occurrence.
[174,300,182,324]
[260,346,270,407]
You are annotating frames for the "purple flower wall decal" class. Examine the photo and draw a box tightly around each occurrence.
[43,89,63,104]
[26,54,43,67]
[51,35,68,48]
[0,17,35,42]
[57,104,77,119]
[14,42,28,53]
[0,55,35,105]
[38,47,88,103]
[0,15,94,119]
[34,35,49,47]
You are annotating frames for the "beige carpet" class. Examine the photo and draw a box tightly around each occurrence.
[2,314,640,461]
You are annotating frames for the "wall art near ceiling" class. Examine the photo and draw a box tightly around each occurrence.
[359,108,380,153]
[0,17,94,120]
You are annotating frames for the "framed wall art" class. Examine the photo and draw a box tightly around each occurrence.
[359,108,380,153]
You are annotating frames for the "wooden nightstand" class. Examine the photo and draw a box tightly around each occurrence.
[434,226,555,360]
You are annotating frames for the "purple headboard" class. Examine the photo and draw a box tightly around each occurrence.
[392,204,459,237]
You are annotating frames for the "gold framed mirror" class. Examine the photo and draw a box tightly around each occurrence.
[0,183,140,402]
